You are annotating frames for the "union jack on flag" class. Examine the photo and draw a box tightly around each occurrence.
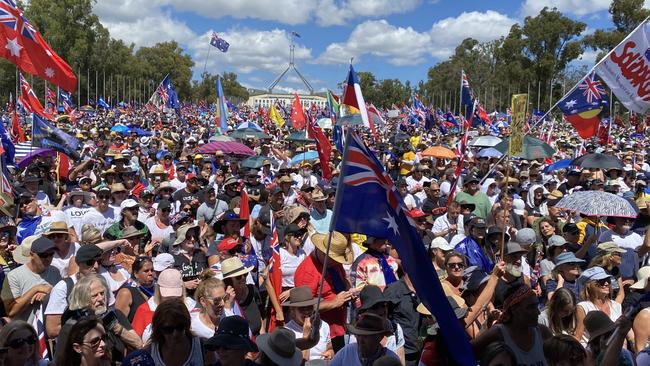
[0,0,38,41]
[579,73,607,104]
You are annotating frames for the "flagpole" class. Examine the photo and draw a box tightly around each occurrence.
[530,16,649,132]
[458,70,463,118]
[203,34,212,75]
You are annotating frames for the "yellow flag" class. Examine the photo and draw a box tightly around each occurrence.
[509,94,527,156]
[269,104,285,129]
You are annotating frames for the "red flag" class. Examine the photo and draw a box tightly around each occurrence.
[267,214,282,331]
[0,2,77,91]
[307,117,332,180]
[19,74,53,119]
[56,152,71,180]
[240,189,250,239]
[564,111,601,139]
[291,93,306,130]
[11,111,24,143]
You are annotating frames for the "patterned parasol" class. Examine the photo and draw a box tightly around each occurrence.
[554,191,638,218]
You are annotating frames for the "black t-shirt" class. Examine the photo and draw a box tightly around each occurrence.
[239,284,263,336]
[173,189,201,207]
[172,252,208,280]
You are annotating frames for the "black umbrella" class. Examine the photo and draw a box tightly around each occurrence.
[570,153,623,170]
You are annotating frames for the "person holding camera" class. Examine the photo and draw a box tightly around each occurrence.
[55,274,142,363]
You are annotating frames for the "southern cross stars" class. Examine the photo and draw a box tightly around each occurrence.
[5,37,21,57]
[383,212,399,235]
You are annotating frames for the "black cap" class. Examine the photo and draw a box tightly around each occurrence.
[157,200,172,211]
[257,207,273,235]
[562,223,579,235]
[284,223,306,237]
[270,186,283,196]
[31,236,55,254]
[468,217,487,228]
[75,244,103,264]
[300,185,315,193]
[464,175,480,185]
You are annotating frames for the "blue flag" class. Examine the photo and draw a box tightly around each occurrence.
[33,113,80,160]
[210,33,230,52]
[461,70,474,120]
[332,132,476,366]
[161,75,180,113]
[216,75,228,133]
[0,118,15,167]
[97,98,110,109]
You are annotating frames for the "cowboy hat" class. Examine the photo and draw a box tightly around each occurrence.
[282,286,318,307]
[221,257,254,279]
[213,210,248,234]
[154,181,174,195]
[43,221,69,237]
[311,231,353,264]
[346,313,392,336]
[205,315,258,352]
[256,328,302,366]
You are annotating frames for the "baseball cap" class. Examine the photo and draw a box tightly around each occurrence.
[218,237,240,252]
[75,244,103,264]
[120,199,139,210]
[284,223,307,237]
[152,253,175,272]
[31,236,56,254]
[468,217,486,228]
[515,228,536,246]
[597,241,626,254]
[430,237,453,251]
[157,269,183,297]
[547,235,567,247]
[157,200,172,211]
[578,266,612,290]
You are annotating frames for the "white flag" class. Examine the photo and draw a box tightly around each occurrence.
[595,20,650,113]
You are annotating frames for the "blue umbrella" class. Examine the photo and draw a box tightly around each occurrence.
[290,151,319,166]
[544,159,572,173]
[110,124,129,133]
[236,121,262,131]
[126,127,153,136]
[476,147,502,158]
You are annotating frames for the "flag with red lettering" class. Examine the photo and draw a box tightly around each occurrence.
[291,93,306,130]
[0,0,77,91]
[594,20,650,113]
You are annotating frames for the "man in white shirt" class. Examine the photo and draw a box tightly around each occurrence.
[432,201,464,243]
[405,164,431,205]
[81,186,120,235]
[293,161,319,190]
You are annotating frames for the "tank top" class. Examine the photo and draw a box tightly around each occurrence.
[495,324,547,366]
[150,336,203,366]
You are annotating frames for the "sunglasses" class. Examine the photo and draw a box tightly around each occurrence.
[446,262,465,270]
[596,278,611,287]
[159,324,185,334]
[430,189,440,192]
[84,258,101,267]
[84,334,107,349]
[0,232,9,240]
[37,251,55,259]
[7,336,37,349]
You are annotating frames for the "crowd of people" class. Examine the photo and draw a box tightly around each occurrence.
[0,105,649,366]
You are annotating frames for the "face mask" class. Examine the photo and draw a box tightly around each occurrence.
[506,263,522,278]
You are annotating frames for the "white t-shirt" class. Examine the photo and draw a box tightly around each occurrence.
[98,265,131,294]
[51,243,80,278]
[33,210,69,237]
[65,206,93,238]
[81,207,120,235]
[599,230,643,250]
[190,310,215,339]
[144,216,174,243]
[405,176,431,203]
[170,178,187,191]
[577,300,622,347]
[279,247,306,288]
[285,319,331,360]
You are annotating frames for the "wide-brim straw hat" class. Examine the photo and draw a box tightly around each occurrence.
[221,257,254,279]
[311,231,353,264]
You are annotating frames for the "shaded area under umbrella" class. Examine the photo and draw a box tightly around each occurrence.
[17,148,56,169]
[209,134,235,142]
[469,135,502,147]
[241,156,271,169]
[196,141,256,156]
[287,131,315,143]
[570,153,623,170]
[554,191,637,218]
[230,128,271,140]
[336,114,364,126]
[494,135,555,160]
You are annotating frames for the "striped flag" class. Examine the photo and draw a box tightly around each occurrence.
[32,303,49,360]
[267,213,282,331]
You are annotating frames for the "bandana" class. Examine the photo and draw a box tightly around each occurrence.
[498,285,535,323]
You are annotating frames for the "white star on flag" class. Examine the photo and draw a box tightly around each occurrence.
[5,38,22,57]
[383,212,399,235]
[565,99,577,109]
[44,68,54,78]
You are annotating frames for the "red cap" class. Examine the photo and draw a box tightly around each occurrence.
[218,237,240,252]
[408,208,427,218]
[186,173,197,181]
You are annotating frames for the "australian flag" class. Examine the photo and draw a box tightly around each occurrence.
[160,75,180,113]
[333,132,476,366]
[461,70,474,120]
[210,33,230,53]
[97,97,110,109]
[33,113,80,160]
[558,72,609,139]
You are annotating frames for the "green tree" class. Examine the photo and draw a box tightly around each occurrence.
[135,42,194,98]
[583,0,650,60]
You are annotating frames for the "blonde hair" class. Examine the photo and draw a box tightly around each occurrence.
[68,274,110,311]
[588,254,616,272]
[580,280,612,302]
[195,271,225,310]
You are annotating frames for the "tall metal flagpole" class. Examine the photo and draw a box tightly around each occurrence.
[203,33,212,75]
[458,70,463,118]
[77,69,80,106]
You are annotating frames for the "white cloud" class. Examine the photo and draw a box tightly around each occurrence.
[315,0,421,26]
[188,29,313,75]
[317,11,516,65]
[519,0,611,17]
[577,50,599,64]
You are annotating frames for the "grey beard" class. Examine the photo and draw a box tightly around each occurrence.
[506,263,522,278]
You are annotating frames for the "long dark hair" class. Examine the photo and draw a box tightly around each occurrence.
[57,316,110,366]
[150,298,192,346]
[546,288,577,335]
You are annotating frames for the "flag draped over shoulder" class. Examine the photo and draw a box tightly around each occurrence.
[559,72,609,139]
[333,131,476,366]
[32,113,80,160]
[0,0,77,91]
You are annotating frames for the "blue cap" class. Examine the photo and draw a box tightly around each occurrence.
[578,266,612,290]
[553,252,585,269]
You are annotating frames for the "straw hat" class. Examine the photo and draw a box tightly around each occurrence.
[221,257,254,279]
[150,166,168,179]
[12,235,40,264]
[81,224,103,245]
[311,231,353,264]
[43,221,69,237]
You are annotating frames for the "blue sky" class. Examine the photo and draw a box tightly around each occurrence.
[93,0,646,94]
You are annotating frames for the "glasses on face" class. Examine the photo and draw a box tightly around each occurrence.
[207,295,229,304]
[84,258,100,267]
[0,232,9,241]
[84,334,107,349]
[7,336,37,349]
[37,251,55,259]
[596,278,611,287]
[159,324,185,334]
[446,262,465,270]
